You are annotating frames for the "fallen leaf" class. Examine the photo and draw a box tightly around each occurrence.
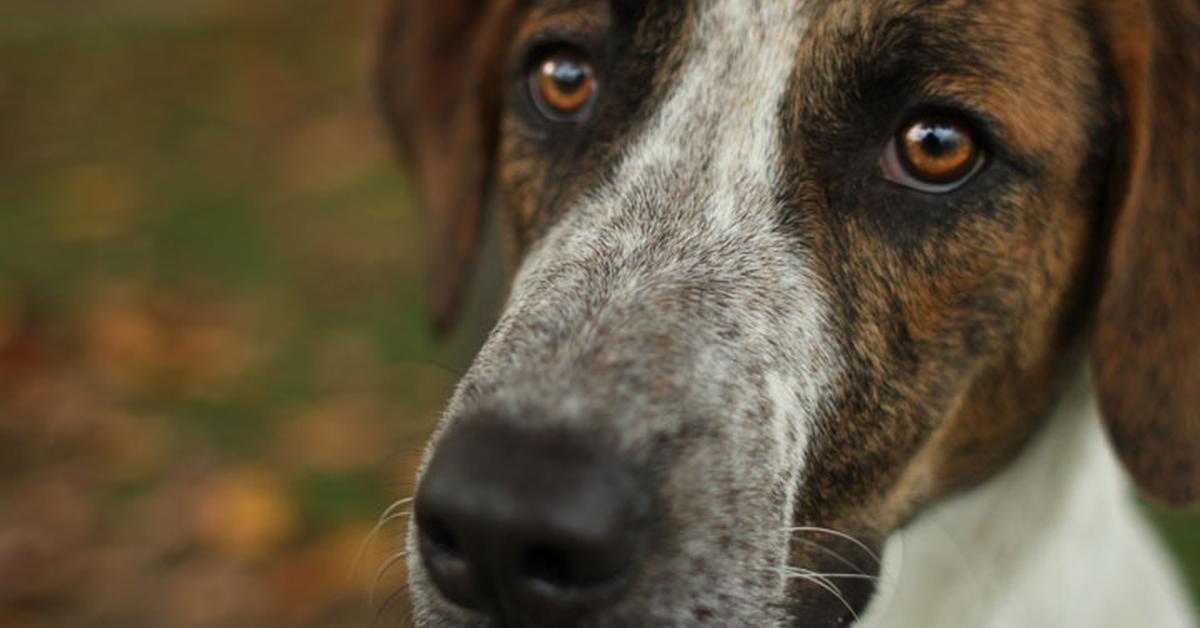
[194,467,296,564]
[158,558,265,628]
[277,397,387,473]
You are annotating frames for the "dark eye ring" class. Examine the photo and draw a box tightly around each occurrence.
[881,114,986,193]
[528,48,597,123]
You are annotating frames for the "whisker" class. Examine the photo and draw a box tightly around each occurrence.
[792,537,870,575]
[352,497,414,583]
[372,582,412,628]
[787,526,880,564]
[783,568,879,582]
[370,550,409,610]
[374,508,414,533]
[781,570,860,620]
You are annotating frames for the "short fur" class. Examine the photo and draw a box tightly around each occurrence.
[377,0,1200,626]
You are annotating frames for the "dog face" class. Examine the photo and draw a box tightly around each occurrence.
[379,1,1200,626]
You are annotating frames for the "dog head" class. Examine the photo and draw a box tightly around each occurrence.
[378,1,1200,626]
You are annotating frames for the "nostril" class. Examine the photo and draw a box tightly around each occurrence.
[422,516,460,555]
[416,513,483,611]
[520,537,633,591]
[521,544,573,587]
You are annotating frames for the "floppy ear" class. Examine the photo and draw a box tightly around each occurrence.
[1091,0,1200,507]
[376,0,524,332]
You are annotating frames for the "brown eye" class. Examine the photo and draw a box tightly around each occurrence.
[530,50,597,121]
[882,115,985,192]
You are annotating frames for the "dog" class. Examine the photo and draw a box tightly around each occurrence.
[376,1,1200,626]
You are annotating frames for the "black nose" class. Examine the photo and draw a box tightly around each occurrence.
[414,422,650,626]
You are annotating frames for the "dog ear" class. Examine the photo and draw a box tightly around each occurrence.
[376,1,524,333]
[1091,0,1200,507]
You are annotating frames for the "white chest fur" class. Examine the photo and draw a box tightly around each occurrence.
[857,372,1197,628]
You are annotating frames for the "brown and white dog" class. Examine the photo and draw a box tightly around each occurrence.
[377,1,1200,626]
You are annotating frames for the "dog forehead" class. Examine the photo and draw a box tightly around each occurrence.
[519,0,1093,191]
[600,0,808,209]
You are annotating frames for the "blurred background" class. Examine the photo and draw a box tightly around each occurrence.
[0,2,1195,627]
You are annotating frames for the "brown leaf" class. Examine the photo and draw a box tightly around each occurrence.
[158,558,266,628]
[194,467,296,564]
[265,527,386,627]
[277,397,388,473]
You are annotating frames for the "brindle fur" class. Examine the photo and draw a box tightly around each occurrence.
[378,1,1200,626]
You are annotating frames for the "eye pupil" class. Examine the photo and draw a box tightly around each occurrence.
[915,125,960,156]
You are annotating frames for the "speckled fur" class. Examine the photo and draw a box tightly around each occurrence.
[379,0,1200,626]
[410,3,837,625]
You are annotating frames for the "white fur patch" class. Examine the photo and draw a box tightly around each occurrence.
[857,372,1197,628]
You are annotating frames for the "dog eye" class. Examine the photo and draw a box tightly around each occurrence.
[881,115,985,192]
[529,49,597,122]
